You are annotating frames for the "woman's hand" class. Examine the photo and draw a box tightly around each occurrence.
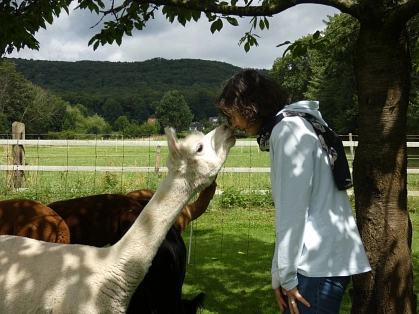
[281,287,310,314]
[273,287,288,312]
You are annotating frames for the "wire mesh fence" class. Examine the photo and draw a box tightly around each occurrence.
[0,133,418,313]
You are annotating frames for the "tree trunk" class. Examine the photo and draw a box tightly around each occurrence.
[351,20,415,313]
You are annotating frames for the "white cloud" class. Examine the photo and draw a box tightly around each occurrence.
[9,4,340,69]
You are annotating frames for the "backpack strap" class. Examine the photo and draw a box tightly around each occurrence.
[257,111,352,190]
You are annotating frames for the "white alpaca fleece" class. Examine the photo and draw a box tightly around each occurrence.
[0,125,235,314]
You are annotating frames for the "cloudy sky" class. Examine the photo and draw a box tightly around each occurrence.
[9,3,340,69]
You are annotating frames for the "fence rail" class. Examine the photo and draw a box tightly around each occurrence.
[0,165,418,174]
[1,140,418,174]
[1,139,419,147]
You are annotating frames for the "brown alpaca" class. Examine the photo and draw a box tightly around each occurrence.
[0,198,70,243]
[127,179,217,234]
[48,193,143,246]
[48,180,217,246]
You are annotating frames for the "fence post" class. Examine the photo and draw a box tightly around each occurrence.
[349,133,354,160]
[155,145,161,174]
[12,122,25,189]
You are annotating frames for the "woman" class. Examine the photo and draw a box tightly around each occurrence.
[215,69,371,314]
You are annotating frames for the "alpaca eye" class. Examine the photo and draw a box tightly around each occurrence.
[197,144,203,153]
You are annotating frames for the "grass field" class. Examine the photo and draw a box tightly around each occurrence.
[0,143,418,202]
[181,196,419,314]
[0,141,418,313]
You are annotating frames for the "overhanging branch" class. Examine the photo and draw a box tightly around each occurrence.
[102,0,356,18]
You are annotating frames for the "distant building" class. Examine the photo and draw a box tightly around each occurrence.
[147,118,157,125]
[209,117,218,124]
[189,122,205,131]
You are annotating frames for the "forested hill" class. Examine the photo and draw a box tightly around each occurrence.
[8,57,267,124]
[10,58,245,94]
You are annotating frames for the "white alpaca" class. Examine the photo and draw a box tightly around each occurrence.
[0,125,235,314]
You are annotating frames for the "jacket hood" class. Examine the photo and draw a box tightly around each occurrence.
[279,100,328,126]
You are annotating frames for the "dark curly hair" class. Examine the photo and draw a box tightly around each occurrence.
[215,69,290,128]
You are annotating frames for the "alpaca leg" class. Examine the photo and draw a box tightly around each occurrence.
[182,293,205,314]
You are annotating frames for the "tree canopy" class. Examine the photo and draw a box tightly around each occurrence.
[8,57,244,126]
[155,90,193,131]
[0,60,67,134]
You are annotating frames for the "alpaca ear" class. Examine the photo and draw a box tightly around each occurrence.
[165,127,182,159]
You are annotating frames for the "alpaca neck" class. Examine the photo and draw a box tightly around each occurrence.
[108,174,194,290]
[175,188,213,233]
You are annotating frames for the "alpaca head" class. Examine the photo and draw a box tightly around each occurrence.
[165,124,235,191]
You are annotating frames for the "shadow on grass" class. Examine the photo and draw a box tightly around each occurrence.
[180,206,361,314]
[183,228,276,314]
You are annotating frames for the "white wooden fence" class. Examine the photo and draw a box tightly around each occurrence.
[0,139,418,173]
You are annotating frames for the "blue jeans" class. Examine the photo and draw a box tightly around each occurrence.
[282,273,350,314]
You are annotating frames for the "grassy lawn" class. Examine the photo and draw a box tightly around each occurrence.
[0,142,418,313]
[181,196,419,314]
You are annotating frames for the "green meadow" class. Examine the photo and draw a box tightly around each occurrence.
[0,141,418,313]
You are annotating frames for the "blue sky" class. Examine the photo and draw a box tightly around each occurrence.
[9,3,339,69]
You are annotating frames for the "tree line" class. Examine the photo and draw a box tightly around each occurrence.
[0,58,247,137]
[2,14,419,138]
[9,58,245,128]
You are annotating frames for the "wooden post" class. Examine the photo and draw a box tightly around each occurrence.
[155,145,161,174]
[12,122,25,189]
[349,133,354,160]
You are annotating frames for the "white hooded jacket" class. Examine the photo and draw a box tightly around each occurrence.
[270,101,371,291]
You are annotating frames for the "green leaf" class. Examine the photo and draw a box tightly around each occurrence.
[100,35,107,46]
[182,9,192,22]
[44,12,54,25]
[88,36,96,46]
[244,42,250,52]
[96,0,105,9]
[206,12,216,22]
[259,19,265,30]
[178,15,186,26]
[264,17,270,29]
[210,21,217,34]
[251,17,257,29]
[191,10,201,22]
[291,44,307,58]
[127,2,139,14]
[276,40,291,48]
[226,17,238,27]
[210,19,223,34]
[134,22,145,30]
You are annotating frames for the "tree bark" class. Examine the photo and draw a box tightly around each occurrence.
[351,20,415,313]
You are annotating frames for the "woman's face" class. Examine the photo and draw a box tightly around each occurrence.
[230,111,262,136]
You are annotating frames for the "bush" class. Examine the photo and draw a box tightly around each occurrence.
[220,188,248,208]
[220,188,273,209]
